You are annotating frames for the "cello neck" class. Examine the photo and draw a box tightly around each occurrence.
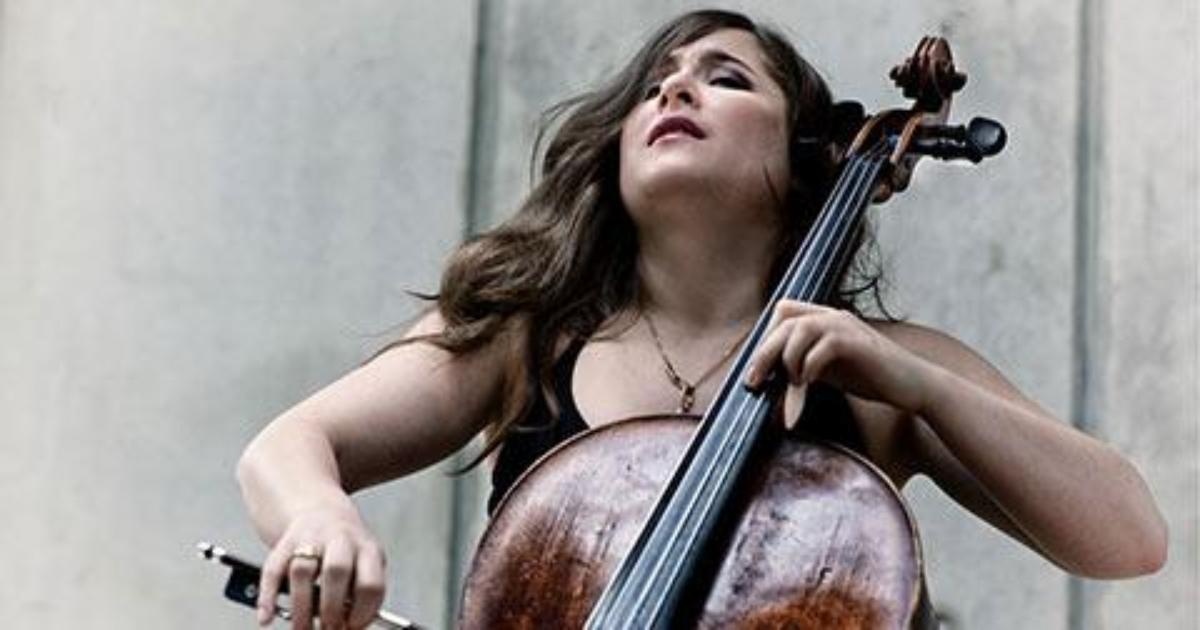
[776,141,891,306]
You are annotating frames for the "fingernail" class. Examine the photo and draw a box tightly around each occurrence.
[257,605,271,625]
[745,366,759,387]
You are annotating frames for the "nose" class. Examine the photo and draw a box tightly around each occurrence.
[657,72,696,109]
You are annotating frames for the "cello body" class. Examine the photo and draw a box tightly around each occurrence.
[461,417,935,629]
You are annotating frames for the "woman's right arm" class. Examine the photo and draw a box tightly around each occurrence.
[236,310,511,629]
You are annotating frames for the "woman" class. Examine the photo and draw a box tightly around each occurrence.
[237,10,1166,629]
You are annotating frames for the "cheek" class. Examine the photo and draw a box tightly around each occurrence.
[753,111,789,158]
[617,123,638,196]
[729,107,790,178]
[617,105,659,191]
[618,123,637,167]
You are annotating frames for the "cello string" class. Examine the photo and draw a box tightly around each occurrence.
[788,140,891,303]
[591,150,876,627]
[619,147,886,625]
[615,144,889,626]
[710,143,888,493]
[601,140,888,627]
[631,154,886,628]
[647,145,889,625]
[655,150,886,588]
[630,152,888,626]
[677,147,888,555]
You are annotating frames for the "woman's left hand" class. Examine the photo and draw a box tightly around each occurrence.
[744,300,931,414]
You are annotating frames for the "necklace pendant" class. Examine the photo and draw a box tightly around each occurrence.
[679,386,696,414]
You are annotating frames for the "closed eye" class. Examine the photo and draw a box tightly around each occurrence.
[711,73,750,90]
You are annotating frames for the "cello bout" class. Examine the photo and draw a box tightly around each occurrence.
[460,417,935,629]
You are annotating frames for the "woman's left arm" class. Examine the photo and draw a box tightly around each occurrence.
[747,300,1168,578]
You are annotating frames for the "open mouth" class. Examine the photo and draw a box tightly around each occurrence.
[647,116,706,145]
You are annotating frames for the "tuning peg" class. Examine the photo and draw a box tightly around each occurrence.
[965,117,1006,158]
[909,117,1007,163]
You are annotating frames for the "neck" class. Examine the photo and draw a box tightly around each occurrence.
[635,217,776,334]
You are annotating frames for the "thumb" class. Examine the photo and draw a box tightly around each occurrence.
[781,383,808,431]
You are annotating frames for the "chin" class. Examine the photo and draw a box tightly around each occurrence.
[625,157,726,194]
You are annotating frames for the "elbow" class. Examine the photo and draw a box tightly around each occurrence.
[1112,526,1167,578]
[235,431,272,497]
[234,444,254,490]
[1088,458,1170,578]
[1115,466,1171,577]
[1075,512,1169,579]
[235,440,259,497]
[1133,514,1169,576]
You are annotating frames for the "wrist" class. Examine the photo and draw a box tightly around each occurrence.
[289,490,363,525]
[904,355,953,417]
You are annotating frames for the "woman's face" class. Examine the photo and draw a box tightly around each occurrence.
[619,29,790,226]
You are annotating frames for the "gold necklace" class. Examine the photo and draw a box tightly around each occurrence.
[643,311,752,414]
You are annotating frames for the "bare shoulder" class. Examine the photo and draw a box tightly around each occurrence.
[870,319,986,368]
[363,309,519,428]
[369,309,511,387]
[294,309,519,489]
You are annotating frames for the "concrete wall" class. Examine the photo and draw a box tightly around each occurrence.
[1083,1,1198,627]
[2,1,1194,628]
[0,1,473,627]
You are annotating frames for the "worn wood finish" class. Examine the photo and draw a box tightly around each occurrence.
[460,417,931,629]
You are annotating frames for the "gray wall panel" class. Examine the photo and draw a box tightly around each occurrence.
[1090,0,1198,627]
[0,1,473,627]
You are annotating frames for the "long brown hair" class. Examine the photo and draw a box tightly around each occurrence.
[414,10,880,461]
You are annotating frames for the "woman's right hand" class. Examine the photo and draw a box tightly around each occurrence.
[256,506,387,630]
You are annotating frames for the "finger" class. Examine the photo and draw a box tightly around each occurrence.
[771,300,828,329]
[780,319,822,384]
[802,336,841,384]
[347,544,387,629]
[319,537,356,630]
[749,301,831,387]
[763,299,808,336]
[762,299,794,336]
[745,319,795,387]
[288,549,322,630]
[258,543,293,626]
[782,383,808,430]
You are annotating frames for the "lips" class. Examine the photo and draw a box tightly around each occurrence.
[647,115,706,146]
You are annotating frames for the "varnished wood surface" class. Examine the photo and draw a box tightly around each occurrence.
[461,417,931,629]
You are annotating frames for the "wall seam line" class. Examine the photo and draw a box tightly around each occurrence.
[444,0,501,626]
[1069,0,1104,627]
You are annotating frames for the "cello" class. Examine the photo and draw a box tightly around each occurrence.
[460,36,1006,629]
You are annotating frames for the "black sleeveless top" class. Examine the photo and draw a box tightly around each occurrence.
[487,339,867,514]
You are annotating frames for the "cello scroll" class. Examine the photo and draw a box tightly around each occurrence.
[848,36,1005,202]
